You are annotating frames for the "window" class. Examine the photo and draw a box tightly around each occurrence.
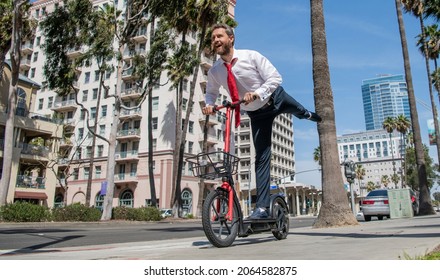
[84,72,90,84]
[153,139,157,151]
[97,145,104,157]
[47,97,53,108]
[95,192,104,210]
[38,98,43,110]
[95,166,102,179]
[99,125,105,136]
[152,97,159,110]
[35,36,41,46]
[33,52,38,62]
[30,68,36,78]
[101,105,107,117]
[82,90,88,102]
[84,167,90,179]
[78,128,84,140]
[152,117,158,130]
[119,190,134,208]
[93,88,98,99]
[105,71,111,79]
[188,121,194,133]
[94,70,100,81]
[86,146,92,158]
[188,141,193,154]
[73,168,79,180]
[80,109,86,120]
[91,107,96,119]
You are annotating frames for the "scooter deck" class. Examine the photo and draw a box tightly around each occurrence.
[242,217,277,224]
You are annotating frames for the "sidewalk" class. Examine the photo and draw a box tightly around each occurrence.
[1,214,439,260]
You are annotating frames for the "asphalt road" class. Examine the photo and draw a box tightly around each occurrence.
[0,216,316,251]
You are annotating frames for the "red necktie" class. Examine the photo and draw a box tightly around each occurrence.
[224,60,240,127]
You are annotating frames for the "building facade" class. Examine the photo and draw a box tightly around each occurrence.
[337,129,405,197]
[362,74,410,131]
[4,0,303,216]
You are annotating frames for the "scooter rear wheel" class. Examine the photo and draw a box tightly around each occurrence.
[271,196,289,240]
[202,189,239,248]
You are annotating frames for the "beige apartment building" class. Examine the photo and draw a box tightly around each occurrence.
[2,0,317,216]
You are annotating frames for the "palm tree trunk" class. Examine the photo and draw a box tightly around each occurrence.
[310,0,358,227]
[394,0,435,215]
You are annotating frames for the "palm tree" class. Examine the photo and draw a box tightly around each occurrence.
[382,116,397,187]
[394,0,435,215]
[313,146,321,166]
[366,181,376,192]
[381,175,390,188]
[395,114,411,187]
[424,0,440,21]
[404,0,440,166]
[355,164,366,197]
[310,0,358,228]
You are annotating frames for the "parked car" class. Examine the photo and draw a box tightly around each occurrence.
[361,189,390,222]
[160,209,173,218]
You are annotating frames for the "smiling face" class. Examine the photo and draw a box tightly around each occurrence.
[211,27,234,57]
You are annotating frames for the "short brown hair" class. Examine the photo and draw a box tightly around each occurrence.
[211,23,235,45]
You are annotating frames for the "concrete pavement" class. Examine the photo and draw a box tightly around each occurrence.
[0,213,439,260]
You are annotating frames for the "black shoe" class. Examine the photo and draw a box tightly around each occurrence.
[306,111,322,122]
[247,207,269,219]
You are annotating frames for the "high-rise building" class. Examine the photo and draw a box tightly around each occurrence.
[362,74,410,131]
[1,0,297,215]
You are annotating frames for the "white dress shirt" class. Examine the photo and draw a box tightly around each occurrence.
[205,49,282,111]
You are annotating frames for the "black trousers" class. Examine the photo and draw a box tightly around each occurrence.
[246,86,309,209]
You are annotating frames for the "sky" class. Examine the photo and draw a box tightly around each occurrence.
[233,0,438,188]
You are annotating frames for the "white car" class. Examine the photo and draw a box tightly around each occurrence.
[160,209,172,218]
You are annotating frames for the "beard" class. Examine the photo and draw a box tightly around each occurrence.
[214,41,233,56]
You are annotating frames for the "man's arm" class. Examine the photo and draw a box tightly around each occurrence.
[252,50,282,101]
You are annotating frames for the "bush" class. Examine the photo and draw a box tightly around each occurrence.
[0,202,50,222]
[51,203,101,222]
[112,206,162,221]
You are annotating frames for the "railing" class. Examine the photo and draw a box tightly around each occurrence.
[0,104,62,124]
[16,175,46,189]
[53,99,77,109]
[114,173,138,181]
[115,150,139,160]
[120,108,142,117]
[19,142,50,157]
[117,128,140,137]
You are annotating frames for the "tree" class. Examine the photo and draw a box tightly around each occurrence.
[0,0,31,205]
[382,116,397,187]
[394,0,435,215]
[404,0,440,167]
[395,114,411,187]
[366,181,376,192]
[381,175,390,188]
[313,146,321,166]
[404,145,439,190]
[310,0,358,228]
[355,164,366,197]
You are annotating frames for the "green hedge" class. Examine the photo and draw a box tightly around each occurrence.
[52,203,101,222]
[112,206,162,221]
[0,201,50,222]
[0,202,162,222]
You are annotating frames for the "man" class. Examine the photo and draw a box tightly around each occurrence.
[202,23,321,219]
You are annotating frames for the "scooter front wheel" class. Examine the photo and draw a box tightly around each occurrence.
[202,189,239,247]
[271,196,289,240]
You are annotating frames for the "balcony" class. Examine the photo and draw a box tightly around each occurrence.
[16,175,46,189]
[115,150,139,162]
[132,29,148,43]
[19,142,50,158]
[20,57,32,70]
[59,138,73,149]
[21,42,34,55]
[120,87,142,100]
[52,99,78,112]
[116,128,141,140]
[119,108,142,120]
[199,133,219,145]
[200,55,213,70]
[67,46,85,59]
[114,173,138,184]
[122,68,134,81]
[199,113,218,126]
[61,118,76,129]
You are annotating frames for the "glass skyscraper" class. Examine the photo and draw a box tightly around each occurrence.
[362,74,410,130]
